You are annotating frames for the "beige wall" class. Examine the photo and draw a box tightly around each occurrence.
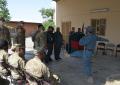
[56,0,120,44]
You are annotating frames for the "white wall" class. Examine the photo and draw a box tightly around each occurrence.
[56,0,120,44]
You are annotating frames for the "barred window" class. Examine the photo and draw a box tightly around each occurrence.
[91,19,106,36]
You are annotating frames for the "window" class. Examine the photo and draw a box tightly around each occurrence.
[91,19,106,36]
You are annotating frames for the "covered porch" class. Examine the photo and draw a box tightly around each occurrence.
[25,37,120,85]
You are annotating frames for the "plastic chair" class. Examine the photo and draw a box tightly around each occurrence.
[115,44,120,57]
[96,41,106,55]
[105,43,115,56]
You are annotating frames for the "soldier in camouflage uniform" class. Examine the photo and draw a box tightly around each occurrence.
[0,39,10,85]
[8,44,26,85]
[32,24,46,51]
[25,48,60,85]
[14,21,26,60]
[0,17,11,47]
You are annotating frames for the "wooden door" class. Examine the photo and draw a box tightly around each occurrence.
[61,21,71,43]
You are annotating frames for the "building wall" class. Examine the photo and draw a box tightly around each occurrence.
[24,23,38,36]
[56,0,120,44]
[6,22,38,36]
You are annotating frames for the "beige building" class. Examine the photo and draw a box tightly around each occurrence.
[54,0,120,44]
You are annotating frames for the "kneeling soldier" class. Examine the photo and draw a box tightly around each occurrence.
[0,39,10,85]
[25,48,60,85]
[8,44,26,85]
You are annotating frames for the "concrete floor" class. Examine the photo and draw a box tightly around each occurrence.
[25,37,120,85]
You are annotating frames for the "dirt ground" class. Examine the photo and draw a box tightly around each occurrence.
[25,37,120,85]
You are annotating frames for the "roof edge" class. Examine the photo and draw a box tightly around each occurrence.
[53,0,60,2]
[7,21,41,24]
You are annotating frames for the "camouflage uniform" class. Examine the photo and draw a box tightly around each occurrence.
[8,53,25,79]
[0,26,11,46]
[25,56,50,85]
[34,31,46,51]
[8,44,25,84]
[0,50,9,76]
[0,51,10,85]
[0,39,10,85]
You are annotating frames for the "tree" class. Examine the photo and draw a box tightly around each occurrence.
[39,8,55,29]
[40,8,54,20]
[43,19,55,30]
[0,0,10,21]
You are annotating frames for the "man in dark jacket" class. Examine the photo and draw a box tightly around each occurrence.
[68,27,75,53]
[76,28,85,40]
[45,26,54,63]
[54,27,63,60]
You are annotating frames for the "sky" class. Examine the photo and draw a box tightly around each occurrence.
[7,0,56,23]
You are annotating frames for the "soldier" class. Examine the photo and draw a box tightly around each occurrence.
[14,21,26,60]
[32,24,46,50]
[25,48,60,85]
[54,27,63,60]
[0,17,11,47]
[0,39,10,85]
[8,44,26,85]
[45,26,54,63]
[79,26,109,83]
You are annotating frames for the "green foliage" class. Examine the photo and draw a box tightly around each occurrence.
[40,8,54,20]
[39,8,55,29]
[0,0,10,21]
[43,19,55,30]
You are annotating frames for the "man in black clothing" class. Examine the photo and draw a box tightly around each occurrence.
[54,27,63,60]
[45,26,54,63]
[76,28,85,40]
[68,27,75,53]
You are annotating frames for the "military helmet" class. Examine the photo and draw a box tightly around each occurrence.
[0,39,8,49]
